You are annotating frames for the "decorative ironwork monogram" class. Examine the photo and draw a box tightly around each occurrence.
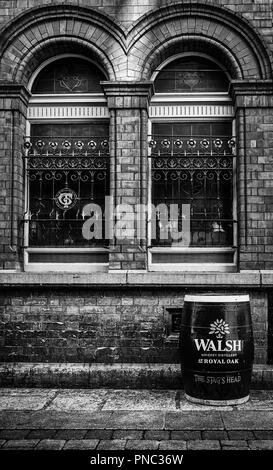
[176,71,203,90]
[54,188,78,210]
[59,74,83,92]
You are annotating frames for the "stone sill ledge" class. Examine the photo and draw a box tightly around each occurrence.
[0,363,272,389]
[0,270,269,288]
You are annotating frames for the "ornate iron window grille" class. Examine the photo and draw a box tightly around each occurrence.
[149,135,236,248]
[23,136,110,248]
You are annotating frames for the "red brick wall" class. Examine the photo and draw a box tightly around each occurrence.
[0,288,267,364]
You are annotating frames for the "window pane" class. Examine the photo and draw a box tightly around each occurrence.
[150,121,234,248]
[27,123,109,248]
[32,58,106,94]
[155,57,229,93]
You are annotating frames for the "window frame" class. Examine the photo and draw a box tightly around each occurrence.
[148,55,237,273]
[24,57,110,272]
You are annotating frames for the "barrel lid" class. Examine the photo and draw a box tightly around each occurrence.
[184,294,250,303]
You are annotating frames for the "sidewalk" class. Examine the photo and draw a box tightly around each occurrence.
[0,389,273,450]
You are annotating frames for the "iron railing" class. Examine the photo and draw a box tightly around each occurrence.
[23,136,109,248]
[149,135,236,247]
[148,135,236,156]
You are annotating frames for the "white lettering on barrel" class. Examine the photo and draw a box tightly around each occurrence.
[194,339,243,352]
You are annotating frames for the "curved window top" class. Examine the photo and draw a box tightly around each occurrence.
[32,58,106,94]
[154,57,229,93]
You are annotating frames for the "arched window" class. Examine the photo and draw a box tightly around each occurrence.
[148,56,236,271]
[32,58,105,94]
[23,57,110,271]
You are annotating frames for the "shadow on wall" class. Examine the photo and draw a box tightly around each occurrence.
[112,0,164,21]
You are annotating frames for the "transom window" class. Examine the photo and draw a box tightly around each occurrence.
[154,57,229,93]
[32,58,105,94]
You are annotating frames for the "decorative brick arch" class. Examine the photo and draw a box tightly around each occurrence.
[127,3,273,80]
[0,4,127,84]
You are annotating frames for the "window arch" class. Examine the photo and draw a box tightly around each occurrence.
[31,57,106,94]
[23,57,110,271]
[154,56,229,94]
[148,55,236,272]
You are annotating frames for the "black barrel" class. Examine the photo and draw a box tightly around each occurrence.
[179,294,254,405]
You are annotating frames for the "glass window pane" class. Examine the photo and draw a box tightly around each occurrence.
[27,122,109,248]
[155,57,229,93]
[32,58,106,94]
[151,121,234,248]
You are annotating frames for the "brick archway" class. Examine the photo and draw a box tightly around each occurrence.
[0,4,126,84]
[128,2,273,80]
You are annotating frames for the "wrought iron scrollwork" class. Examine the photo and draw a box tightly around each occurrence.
[23,136,109,248]
[149,134,236,248]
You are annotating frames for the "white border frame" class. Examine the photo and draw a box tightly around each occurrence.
[24,248,109,272]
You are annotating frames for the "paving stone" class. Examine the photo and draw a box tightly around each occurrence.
[0,429,30,439]
[47,390,107,411]
[27,430,57,439]
[113,430,143,440]
[159,440,187,450]
[171,431,202,440]
[14,411,112,429]
[228,431,255,440]
[165,412,223,430]
[63,440,99,450]
[106,411,164,430]
[202,430,228,440]
[144,430,170,440]
[54,429,87,439]
[35,439,66,450]
[0,412,34,429]
[253,431,273,440]
[222,411,273,430]
[222,446,250,451]
[85,430,113,440]
[0,390,57,411]
[97,440,127,450]
[101,390,177,411]
[187,440,221,450]
[248,440,273,450]
[3,439,39,449]
[126,440,159,450]
[220,440,249,448]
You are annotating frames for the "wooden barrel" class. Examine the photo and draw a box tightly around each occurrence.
[179,294,254,405]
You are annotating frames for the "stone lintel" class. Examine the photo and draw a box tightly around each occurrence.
[0,83,31,111]
[230,80,273,108]
[101,81,154,109]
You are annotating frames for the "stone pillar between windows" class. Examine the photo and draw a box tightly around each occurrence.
[0,85,30,270]
[231,80,273,272]
[232,80,273,364]
[102,82,154,270]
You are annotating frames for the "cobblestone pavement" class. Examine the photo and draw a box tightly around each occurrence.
[0,389,272,450]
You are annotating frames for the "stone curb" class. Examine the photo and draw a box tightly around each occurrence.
[0,363,273,388]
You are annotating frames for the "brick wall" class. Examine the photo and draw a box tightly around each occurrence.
[0,87,29,270]
[0,288,267,364]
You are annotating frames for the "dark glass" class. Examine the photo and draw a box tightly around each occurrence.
[155,57,229,93]
[26,123,109,248]
[150,121,235,247]
[32,58,106,94]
